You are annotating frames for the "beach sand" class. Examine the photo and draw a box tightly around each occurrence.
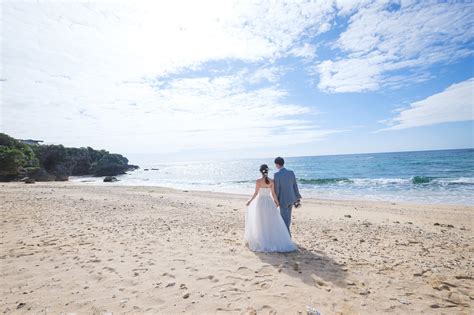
[1,182,472,314]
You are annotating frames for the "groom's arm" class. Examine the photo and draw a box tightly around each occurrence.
[291,171,302,200]
[274,174,281,200]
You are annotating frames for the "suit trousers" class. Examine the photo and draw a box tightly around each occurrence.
[280,204,293,236]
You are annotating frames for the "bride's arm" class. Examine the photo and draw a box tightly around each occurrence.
[270,180,280,208]
[246,180,260,206]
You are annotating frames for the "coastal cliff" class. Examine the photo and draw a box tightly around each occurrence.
[0,133,138,182]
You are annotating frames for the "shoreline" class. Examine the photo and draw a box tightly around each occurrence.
[67,178,474,208]
[1,182,473,314]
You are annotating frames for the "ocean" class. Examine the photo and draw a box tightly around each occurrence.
[71,149,474,205]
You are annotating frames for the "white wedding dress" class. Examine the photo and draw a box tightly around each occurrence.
[244,187,297,252]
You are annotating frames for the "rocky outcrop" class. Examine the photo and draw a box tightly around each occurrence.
[22,167,56,181]
[0,133,139,182]
[91,153,130,176]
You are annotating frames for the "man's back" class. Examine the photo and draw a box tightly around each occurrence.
[274,168,300,208]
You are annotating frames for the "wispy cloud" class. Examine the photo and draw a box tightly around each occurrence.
[316,1,474,93]
[246,66,287,85]
[1,1,471,158]
[114,72,345,153]
[1,1,339,155]
[290,43,318,60]
[377,78,474,131]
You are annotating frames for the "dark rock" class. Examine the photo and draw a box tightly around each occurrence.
[50,163,69,181]
[344,214,351,218]
[92,153,131,176]
[103,176,118,182]
[30,168,56,181]
[24,177,36,184]
[55,174,69,181]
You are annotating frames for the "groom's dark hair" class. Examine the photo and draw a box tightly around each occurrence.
[274,157,284,166]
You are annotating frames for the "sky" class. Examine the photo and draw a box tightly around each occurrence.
[1,0,473,162]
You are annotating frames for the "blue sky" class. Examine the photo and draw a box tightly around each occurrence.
[1,0,473,161]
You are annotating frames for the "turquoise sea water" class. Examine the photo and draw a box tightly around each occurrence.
[71,149,474,205]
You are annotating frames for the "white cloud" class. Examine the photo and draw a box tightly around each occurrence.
[334,0,373,16]
[2,1,334,82]
[2,66,343,155]
[2,0,469,159]
[246,66,286,85]
[290,43,317,59]
[0,1,339,157]
[316,1,474,93]
[378,78,474,131]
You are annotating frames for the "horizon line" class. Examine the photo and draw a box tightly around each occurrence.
[128,147,474,165]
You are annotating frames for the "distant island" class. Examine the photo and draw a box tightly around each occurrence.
[0,133,139,182]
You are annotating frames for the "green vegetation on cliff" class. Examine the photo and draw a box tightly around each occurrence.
[0,133,138,182]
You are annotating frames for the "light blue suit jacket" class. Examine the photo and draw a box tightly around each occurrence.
[274,167,301,209]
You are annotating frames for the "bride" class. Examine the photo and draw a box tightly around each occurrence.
[244,164,297,252]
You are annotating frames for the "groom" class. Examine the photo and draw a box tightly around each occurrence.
[274,157,301,237]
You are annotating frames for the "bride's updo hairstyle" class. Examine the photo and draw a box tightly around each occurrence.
[260,164,270,184]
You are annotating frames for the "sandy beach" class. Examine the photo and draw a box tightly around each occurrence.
[1,182,472,314]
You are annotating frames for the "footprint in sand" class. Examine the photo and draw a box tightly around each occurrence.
[236,266,254,276]
[253,279,273,289]
[197,275,219,282]
[103,266,116,273]
[162,272,175,278]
